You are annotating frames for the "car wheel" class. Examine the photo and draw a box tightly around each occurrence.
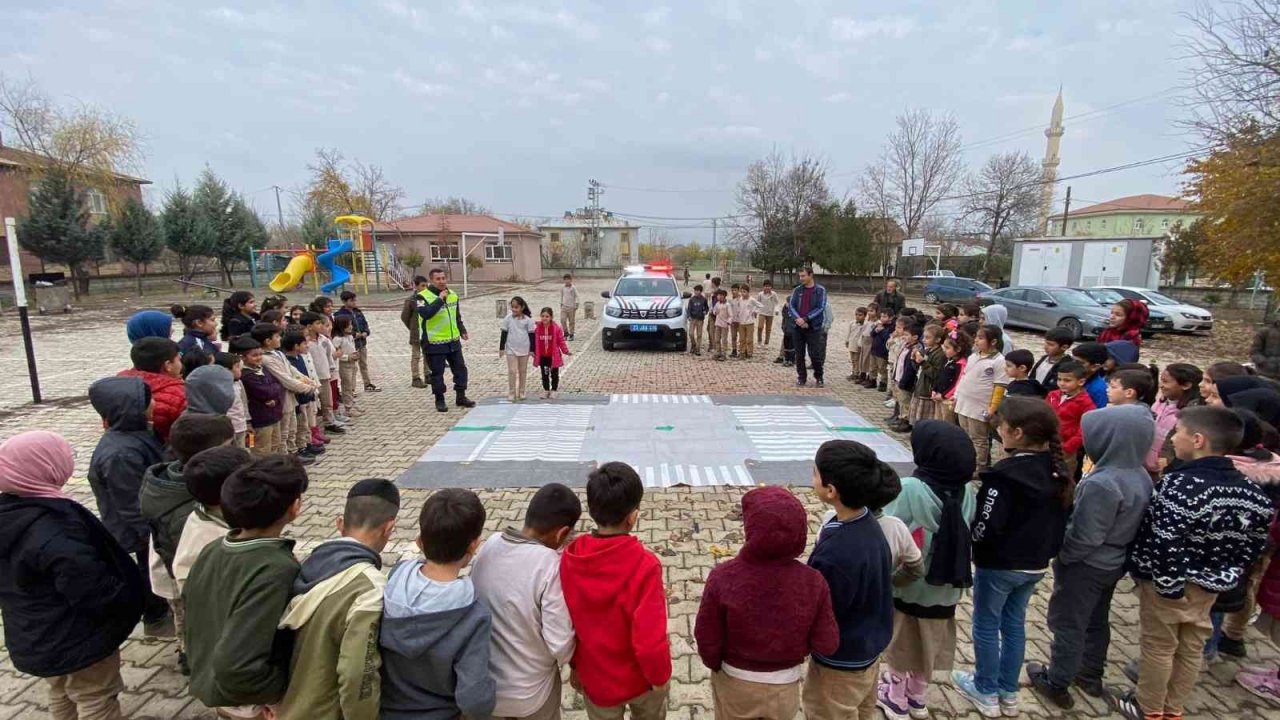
[603,340,614,351]
[1057,317,1083,340]
[923,292,939,304]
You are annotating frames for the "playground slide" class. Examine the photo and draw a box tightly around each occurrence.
[317,239,353,293]
[269,254,315,293]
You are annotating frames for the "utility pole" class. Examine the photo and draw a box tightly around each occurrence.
[1059,186,1072,236]
[5,217,40,404]
[587,179,603,263]
[711,218,717,272]
[272,185,285,231]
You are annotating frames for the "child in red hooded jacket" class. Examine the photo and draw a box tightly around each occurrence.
[561,462,671,718]
[117,337,187,442]
[1097,299,1148,346]
[695,486,839,719]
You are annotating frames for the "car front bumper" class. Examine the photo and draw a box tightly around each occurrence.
[1170,317,1214,331]
[603,323,686,344]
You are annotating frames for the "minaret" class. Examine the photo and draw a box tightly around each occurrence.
[1039,88,1064,235]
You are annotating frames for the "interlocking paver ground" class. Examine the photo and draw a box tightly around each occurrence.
[0,278,1272,719]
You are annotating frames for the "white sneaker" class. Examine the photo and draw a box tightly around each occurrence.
[884,398,896,408]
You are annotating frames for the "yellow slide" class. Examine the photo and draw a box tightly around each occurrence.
[269,254,315,292]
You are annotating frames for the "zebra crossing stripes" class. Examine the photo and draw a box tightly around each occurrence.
[609,394,712,404]
[636,464,754,488]
[731,406,838,461]
[480,405,592,462]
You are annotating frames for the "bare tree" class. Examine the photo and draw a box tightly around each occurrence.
[1183,0,1280,141]
[0,74,143,190]
[305,148,405,221]
[856,161,904,274]
[962,151,1043,279]
[878,109,964,240]
[421,196,492,215]
[732,150,830,271]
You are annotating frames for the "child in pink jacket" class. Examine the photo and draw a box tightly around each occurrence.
[534,307,572,399]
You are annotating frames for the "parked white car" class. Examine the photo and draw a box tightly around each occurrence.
[1093,286,1214,332]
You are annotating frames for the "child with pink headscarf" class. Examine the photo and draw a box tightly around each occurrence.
[0,431,145,720]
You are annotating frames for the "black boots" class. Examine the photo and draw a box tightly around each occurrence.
[435,395,448,412]
[456,392,476,408]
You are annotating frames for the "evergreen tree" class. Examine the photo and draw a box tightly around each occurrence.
[110,198,163,296]
[17,168,104,298]
[161,182,214,285]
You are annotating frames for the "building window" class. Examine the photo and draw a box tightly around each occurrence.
[430,243,460,262]
[1134,217,1146,233]
[485,243,513,263]
[619,231,631,258]
[1161,218,1170,230]
[550,231,561,244]
[1101,219,1107,229]
[86,189,108,215]
[1086,220,1092,230]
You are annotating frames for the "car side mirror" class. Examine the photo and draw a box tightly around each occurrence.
[600,290,611,298]
[682,291,692,299]
[1043,300,1057,307]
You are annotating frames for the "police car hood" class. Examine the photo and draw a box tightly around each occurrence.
[611,295,679,310]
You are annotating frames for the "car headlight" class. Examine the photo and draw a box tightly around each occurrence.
[605,305,621,317]
[1180,312,1198,319]
[665,307,682,318]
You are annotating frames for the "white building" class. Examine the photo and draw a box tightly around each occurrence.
[538,211,641,268]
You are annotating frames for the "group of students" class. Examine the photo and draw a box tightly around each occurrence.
[685,277,782,360]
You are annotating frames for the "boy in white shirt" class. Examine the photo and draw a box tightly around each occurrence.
[560,274,579,341]
[738,283,759,359]
[755,280,779,346]
[470,483,580,720]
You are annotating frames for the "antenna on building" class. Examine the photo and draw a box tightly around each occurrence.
[587,179,603,261]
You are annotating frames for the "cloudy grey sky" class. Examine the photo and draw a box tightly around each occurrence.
[6,0,1202,244]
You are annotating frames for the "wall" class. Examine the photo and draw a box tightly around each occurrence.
[382,232,541,282]
[1046,211,1199,238]
[539,225,639,268]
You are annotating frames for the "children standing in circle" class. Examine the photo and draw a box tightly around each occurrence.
[953,397,1072,718]
[533,307,571,399]
[952,325,1009,470]
[498,297,536,402]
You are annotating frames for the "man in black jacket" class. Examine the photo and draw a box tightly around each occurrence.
[874,279,905,317]
[401,276,431,387]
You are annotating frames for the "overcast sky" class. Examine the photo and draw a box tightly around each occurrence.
[6,0,1203,245]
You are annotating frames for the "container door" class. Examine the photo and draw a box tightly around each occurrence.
[1079,243,1106,287]
[1042,243,1071,286]
[1100,242,1127,286]
[1018,245,1045,285]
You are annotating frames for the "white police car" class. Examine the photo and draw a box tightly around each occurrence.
[600,264,691,351]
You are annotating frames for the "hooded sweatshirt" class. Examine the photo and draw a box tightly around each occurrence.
[240,365,285,428]
[972,451,1070,570]
[561,533,671,707]
[694,487,839,680]
[981,304,1015,354]
[87,376,164,553]
[379,562,495,720]
[139,460,197,579]
[1104,340,1140,365]
[470,529,576,717]
[278,539,387,720]
[1129,456,1273,599]
[0,432,145,678]
[184,365,235,415]
[1058,405,1155,570]
[1098,301,1149,346]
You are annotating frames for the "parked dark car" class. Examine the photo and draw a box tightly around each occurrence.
[922,276,993,304]
[977,286,1114,339]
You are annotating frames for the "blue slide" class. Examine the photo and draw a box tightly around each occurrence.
[317,238,353,293]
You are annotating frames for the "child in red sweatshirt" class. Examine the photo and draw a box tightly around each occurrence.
[695,486,839,718]
[1046,360,1096,479]
[561,462,672,718]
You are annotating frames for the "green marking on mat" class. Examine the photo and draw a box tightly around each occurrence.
[451,425,506,431]
[655,425,675,431]
[830,426,883,432]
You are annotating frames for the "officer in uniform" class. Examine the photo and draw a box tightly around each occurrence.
[416,267,476,412]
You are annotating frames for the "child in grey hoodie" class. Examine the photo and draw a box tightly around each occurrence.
[380,488,495,720]
[1026,404,1155,708]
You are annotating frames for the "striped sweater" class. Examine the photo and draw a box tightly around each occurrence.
[1129,456,1273,599]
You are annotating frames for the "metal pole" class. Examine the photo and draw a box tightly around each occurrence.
[461,235,468,299]
[5,217,41,404]
[1059,186,1072,236]
[273,186,285,231]
[248,247,258,288]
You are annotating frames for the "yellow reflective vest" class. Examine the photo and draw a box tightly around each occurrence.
[418,288,462,345]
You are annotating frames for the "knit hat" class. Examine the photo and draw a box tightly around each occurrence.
[348,478,401,507]
[0,431,75,501]
[126,310,173,344]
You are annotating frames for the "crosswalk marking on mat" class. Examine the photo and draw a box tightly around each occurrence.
[610,394,712,404]
[636,464,754,488]
[480,405,592,462]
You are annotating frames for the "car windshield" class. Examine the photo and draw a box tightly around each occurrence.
[973,281,994,292]
[1048,288,1098,305]
[1083,288,1125,305]
[615,277,678,297]
[1145,291,1182,305]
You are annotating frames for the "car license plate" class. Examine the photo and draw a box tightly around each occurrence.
[631,324,659,332]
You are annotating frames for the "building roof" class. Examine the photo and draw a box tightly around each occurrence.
[539,218,642,230]
[1048,194,1192,219]
[372,214,541,237]
[0,144,151,185]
